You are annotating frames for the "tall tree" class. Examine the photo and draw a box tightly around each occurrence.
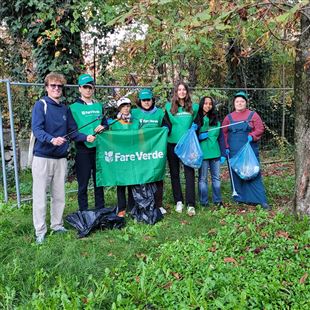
[293,2,310,216]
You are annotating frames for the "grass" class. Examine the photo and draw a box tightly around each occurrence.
[0,163,309,309]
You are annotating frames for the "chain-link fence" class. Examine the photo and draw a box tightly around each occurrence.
[0,81,295,207]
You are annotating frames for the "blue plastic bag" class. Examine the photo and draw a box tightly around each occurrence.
[229,142,260,180]
[174,127,203,169]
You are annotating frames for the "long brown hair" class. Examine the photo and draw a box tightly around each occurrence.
[170,81,193,115]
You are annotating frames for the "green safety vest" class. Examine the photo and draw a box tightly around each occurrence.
[199,118,221,159]
[131,108,164,128]
[69,102,102,148]
[165,102,199,143]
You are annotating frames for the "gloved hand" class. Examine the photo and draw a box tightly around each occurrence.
[191,123,198,130]
[220,156,226,164]
[107,118,114,125]
[225,148,230,156]
[198,132,208,141]
[162,125,169,131]
[248,135,253,142]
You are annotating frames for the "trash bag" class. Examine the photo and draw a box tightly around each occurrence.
[229,142,260,181]
[65,207,125,238]
[174,127,203,169]
[131,183,163,225]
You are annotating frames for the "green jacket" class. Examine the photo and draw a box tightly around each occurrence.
[131,107,164,128]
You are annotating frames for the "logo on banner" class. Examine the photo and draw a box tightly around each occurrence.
[104,150,164,163]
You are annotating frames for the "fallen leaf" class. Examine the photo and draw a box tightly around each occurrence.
[208,228,217,236]
[253,244,268,254]
[299,273,308,284]
[181,220,189,225]
[171,272,183,280]
[136,253,147,260]
[143,235,152,240]
[135,276,140,283]
[260,231,269,238]
[162,281,173,289]
[208,247,217,252]
[108,252,113,257]
[275,230,290,239]
[224,257,238,265]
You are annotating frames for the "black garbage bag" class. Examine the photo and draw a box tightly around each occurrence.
[65,207,125,238]
[130,183,163,225]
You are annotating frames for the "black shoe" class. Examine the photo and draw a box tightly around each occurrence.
[261,203,272,211]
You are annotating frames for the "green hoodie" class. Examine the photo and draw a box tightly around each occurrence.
[199,117,220,159]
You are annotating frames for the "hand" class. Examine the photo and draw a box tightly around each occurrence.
[107,118,114,125]
[52,137,66,146]
[220,156,226,164]
[225,148,230,156]
[191,123,198,130]
[198,132,208,141]
[248,135,253,142]
[86,135,96,143]
[94,125,105,134]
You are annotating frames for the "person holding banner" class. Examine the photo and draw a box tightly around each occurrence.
[68,74,108,211]
[194,96,224,208]
[222,91,270,210]
[132,88,169,215]
[164,81,199,216]
[110,97,139,217]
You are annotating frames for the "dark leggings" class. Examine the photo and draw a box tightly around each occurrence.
[167,143,195,206]
[117,186,134,212]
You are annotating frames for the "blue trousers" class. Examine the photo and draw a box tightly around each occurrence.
[198,158,222,204]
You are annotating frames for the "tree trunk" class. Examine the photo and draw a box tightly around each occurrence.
[293,3,310,216]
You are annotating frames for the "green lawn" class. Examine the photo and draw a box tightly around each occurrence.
[0,164,309,309]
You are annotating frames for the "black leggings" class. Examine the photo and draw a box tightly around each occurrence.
[167,143,195,206]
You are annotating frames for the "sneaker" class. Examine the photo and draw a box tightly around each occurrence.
[53,227,68,233]
[159,207,167,215]
[36,234,45,245]
[187,206,196,217]
[261,203,272,211]
[175,201,183,213]
[117,210,126,217]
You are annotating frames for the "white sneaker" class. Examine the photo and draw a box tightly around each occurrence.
[175,201,183,213]
[36,234,45,245]
[159,207,167,215]
[187,206,196,217]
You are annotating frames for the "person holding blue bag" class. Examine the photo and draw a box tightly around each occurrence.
[222,91,271,210]
[194,96,224,208]
[164,81,199,216]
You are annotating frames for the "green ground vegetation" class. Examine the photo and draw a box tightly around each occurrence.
[0,164,309,309]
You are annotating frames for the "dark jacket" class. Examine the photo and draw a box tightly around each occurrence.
[32,96,86,159]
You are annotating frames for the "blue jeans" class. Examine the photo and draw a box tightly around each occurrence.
[198,158,222,204]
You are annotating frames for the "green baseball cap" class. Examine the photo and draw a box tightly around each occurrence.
[138,88,153,100]
[78,74,94,86]
[234,91,248,101]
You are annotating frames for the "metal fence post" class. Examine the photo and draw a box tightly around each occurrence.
[0,103,8,202]
[5,80,21,208]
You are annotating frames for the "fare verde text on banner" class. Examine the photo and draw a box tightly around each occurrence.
[96,128,168,186]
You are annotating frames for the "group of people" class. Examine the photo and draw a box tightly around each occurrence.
[31,72,270,244]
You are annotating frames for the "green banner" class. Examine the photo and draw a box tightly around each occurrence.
[96,128,168,186]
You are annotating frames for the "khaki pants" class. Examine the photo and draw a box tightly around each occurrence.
[32,156,67,237]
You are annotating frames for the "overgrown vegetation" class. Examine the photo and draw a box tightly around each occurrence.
[0,164,309,308]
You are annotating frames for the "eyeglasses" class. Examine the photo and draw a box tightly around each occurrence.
[49,84,64,89]
[141,99,152,102]
[81,85,94,90]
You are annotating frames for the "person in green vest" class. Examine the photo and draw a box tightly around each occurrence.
[110,97,139,217]
[68,73,108,211]
[131,88,169,215]
[164,81,199,216]
[194,96,224,208]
